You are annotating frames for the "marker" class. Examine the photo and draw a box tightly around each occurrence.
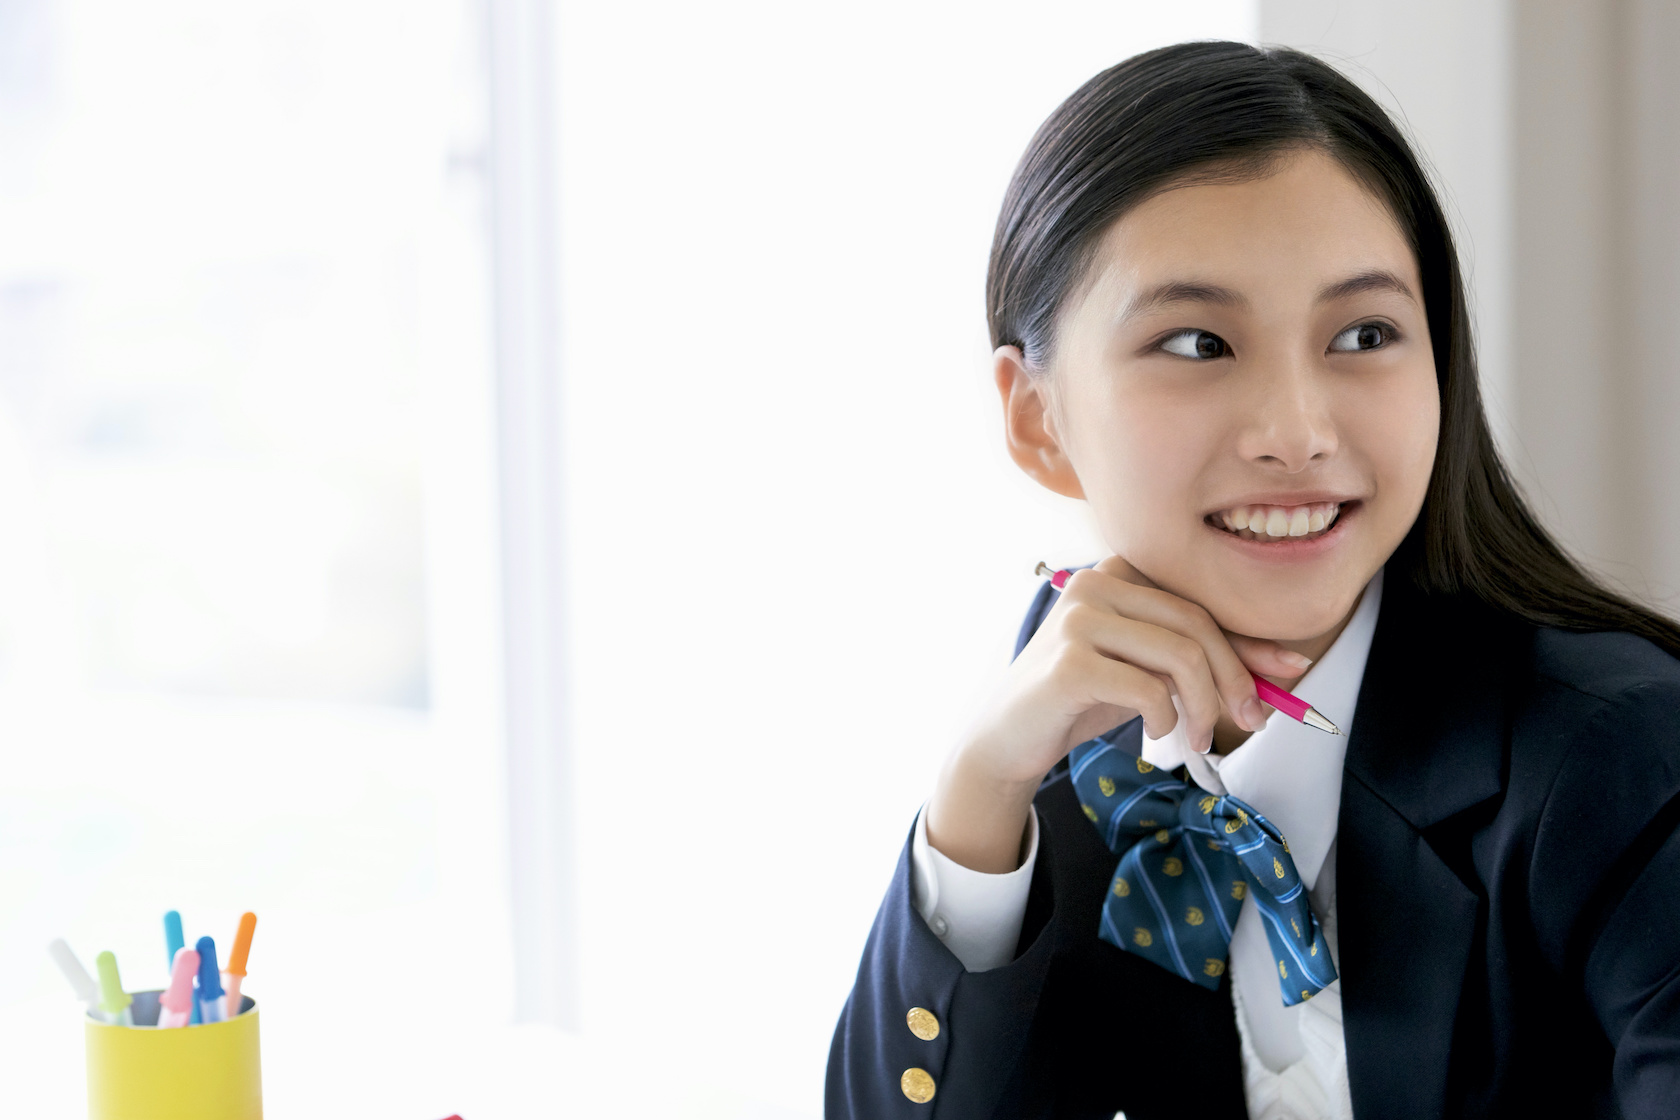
[223,912,256,1019]
[94,951,133,1027]
[47,939,99,1011]
[194,936,225,1023]
[164,910,185,973]
[1034,562,1342,735]
[165,910,200,1023]
[158,948,199,1028]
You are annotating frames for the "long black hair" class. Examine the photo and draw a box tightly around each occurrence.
[986,40,1680,659]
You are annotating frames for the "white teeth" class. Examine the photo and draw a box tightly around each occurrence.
[1214,501,1346,540]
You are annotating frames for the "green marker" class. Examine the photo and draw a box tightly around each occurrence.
[95,951,133,1027]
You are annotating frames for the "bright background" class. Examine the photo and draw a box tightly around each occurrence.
[9,0,1678,1116]
[0,1,1249,1116]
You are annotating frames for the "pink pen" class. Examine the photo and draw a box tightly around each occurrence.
[1035,562,1342,736]
[158,948,199,1028]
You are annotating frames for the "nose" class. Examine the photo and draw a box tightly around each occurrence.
[1232,354,1338,472]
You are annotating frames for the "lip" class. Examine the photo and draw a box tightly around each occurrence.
[1201,490,1366,518]
[1205,499,1363,562]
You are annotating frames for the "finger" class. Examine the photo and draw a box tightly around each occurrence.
[1060,604,1224,753]
[1092,553,1160,591]
[1059,566,1264,734]
[1070,648,1177,741]
[1225,633,1316,681]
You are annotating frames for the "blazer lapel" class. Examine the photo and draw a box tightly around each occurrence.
[1337,560,1517,1119]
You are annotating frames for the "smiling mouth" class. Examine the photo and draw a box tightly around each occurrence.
[1206,501,1356,542]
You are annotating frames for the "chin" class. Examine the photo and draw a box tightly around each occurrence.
[1199,583,1365,644]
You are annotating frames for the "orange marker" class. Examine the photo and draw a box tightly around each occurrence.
[222,912,257,1018]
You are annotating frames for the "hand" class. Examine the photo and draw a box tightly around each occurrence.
[926,555,1311,872]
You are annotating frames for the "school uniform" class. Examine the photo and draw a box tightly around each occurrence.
[825,555,1680,1118]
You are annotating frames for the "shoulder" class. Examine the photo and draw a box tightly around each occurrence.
[1517,625,1680,781]
[1530,625,1680,709]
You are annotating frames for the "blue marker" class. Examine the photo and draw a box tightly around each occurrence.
[194,936,226,1023]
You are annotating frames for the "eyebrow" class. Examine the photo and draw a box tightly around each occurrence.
[1119,268,1419,324]
[1315,268,1418,305]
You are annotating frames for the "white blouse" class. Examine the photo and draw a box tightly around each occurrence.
[910,568,1384,1120]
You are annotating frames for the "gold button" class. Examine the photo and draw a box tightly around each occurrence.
[906,1006,939,1041]
[900,1067,936,1103]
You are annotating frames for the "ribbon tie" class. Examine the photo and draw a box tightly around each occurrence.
[1069,723,1337,1006]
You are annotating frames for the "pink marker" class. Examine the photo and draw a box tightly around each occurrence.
[1035,562,1342,736]
[158,948,199,1028]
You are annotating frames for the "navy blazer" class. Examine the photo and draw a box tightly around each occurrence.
[826,557,1680,1118]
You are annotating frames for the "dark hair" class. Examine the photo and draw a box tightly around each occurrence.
[987,40,1680,658]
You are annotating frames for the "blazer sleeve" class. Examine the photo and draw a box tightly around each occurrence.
[823,815,1062,1119]
[825,578,1066,1118]
[1531,676,1680,1116]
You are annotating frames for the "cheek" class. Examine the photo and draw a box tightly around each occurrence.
[1069,386,1218,542]
[1359,368,1440,511]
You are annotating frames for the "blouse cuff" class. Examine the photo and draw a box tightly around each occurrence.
[909,801,1039,972]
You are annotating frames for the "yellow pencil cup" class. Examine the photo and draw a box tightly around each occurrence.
[85,991,262,1120]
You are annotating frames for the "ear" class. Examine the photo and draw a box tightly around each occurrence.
[994,345,1086,500]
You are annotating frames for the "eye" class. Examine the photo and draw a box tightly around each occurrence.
[1159,329,1230,360]
[1329,322,1394,352]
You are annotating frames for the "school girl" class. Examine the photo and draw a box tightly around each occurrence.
[826,41,1680,1120]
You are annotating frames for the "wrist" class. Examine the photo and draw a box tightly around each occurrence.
[926,741,1041,874]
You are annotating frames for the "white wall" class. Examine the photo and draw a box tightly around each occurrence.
[552,1,1256,1113]
[1263,0,1680,612]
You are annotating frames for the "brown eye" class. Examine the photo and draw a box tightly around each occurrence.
[1330,322,1391,352]
[1161,329,1230,360]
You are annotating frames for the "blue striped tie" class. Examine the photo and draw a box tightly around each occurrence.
[1068,724,1337,1005]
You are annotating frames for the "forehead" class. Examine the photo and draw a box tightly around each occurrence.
[1082,149,1418,302]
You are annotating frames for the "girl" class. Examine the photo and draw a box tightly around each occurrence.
[826,41,1680,1120]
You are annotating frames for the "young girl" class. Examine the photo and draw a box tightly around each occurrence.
[826,41,1680,1120]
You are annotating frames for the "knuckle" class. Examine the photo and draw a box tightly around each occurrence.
[1060,601,1097,631]
[1063,568,1100,597]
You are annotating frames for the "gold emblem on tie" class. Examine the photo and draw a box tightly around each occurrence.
[1231,881,1247,900]
[1199,795,1217,815]
[1154,829,1170,844]
[1139,819,1157,828]
[1273,857,1285,879]
[1098,776,1115,797]
[1185,906,1204,926]
[1206,839,1221,851]
[1083,804,1098,823]
[1113,877,1130,897]
[1205,958,1225,977]
[1162,857,1183,877]
[1137,758,1154,773]
[1133,928,1153,947]
[1291,919,1301,937]
[1311,942,1319,956]
[1279,960,1288,978]
[1302,990,1310,1000]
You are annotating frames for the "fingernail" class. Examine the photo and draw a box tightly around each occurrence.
[1241,697,1267,730]
[1277,651,1313,671]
